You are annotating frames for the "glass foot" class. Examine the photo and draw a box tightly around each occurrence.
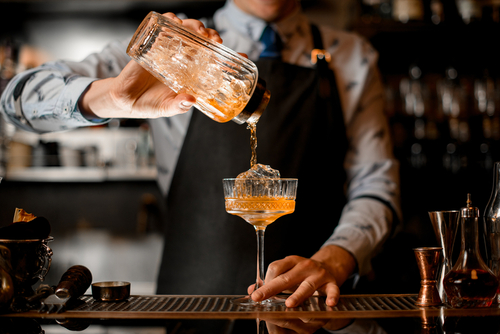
[231,295,287,307]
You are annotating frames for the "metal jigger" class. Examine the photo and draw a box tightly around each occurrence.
[428,211,460,304]
[414,247,442,307]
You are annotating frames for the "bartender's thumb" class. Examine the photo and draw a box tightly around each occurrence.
[169,94,196,115]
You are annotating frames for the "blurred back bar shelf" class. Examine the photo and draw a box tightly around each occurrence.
[1,125,157,182]
[353,0,500,252]
[4,166,157,182]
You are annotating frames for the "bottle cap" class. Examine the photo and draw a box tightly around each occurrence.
[461,193,479,218]
[232,78,270,125]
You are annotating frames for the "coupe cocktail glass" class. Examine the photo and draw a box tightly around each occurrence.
[223,178,298,307]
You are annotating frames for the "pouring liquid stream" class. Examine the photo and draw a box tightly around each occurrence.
[248,122,258,168]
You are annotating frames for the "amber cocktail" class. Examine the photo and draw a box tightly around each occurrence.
[223,178,297,307]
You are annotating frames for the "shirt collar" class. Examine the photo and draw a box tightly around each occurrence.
[220,0,302,44]
[221,0,266,41]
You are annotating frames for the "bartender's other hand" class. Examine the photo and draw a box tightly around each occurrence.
[250,255,340,308]
[162,12,223,44]
[250,245,356,308]
[79,13,223,120]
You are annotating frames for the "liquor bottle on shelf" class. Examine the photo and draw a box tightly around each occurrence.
[456,0,482,24]
[392,0,424,23]
[402,64,447,174]
[0,38,19,95]
[0,39,19,176]
[358,0,392,23]
[438,67,471,175]
[470,73,500,172]
[430,0,444,24]
[443,194,499,308]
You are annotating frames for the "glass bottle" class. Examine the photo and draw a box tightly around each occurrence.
[392,0,424,23]
[443,194,499,308]
[484,161,500,302]
[127,11,270,125]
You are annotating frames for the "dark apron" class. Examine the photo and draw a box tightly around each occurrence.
[156,25,348,295]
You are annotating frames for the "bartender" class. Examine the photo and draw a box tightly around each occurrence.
[0,0,400,309]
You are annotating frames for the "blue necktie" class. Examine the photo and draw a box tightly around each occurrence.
[259,25,282,59]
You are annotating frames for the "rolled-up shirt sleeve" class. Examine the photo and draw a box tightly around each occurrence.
[0,39,130,134]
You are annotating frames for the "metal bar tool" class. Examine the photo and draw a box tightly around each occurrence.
[414,247,442,307]
[39,265,92,313]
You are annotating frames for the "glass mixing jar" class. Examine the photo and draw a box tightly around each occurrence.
[127,11,270,125]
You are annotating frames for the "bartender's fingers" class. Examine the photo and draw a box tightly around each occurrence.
[206,28,223,43]
[265,255,299,281]
[289,279,340,308]
[162,93,196,116]
[252,256,340,308]
[182,19,208,36]
[120,62,195,117]
[162,12,183,24]
[161,13,222,42]
[251,255,303,302]
[177,17,223,43]
[122,89,195,119]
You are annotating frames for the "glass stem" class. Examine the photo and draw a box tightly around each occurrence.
[257,319,265,334]
[255,228,266,291]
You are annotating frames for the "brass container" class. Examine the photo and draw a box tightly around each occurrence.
[0,237,53,306]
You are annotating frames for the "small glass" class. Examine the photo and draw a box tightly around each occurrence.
[428,210,460,304]
[223,178,297,307]
[127,11,270,125]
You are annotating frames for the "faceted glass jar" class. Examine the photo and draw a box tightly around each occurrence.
[127,11,268,124]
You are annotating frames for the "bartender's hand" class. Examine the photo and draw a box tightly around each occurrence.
[78,12,223,120]
[250,245,357,308]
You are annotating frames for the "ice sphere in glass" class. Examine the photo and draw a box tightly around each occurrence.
[235,164,283,198]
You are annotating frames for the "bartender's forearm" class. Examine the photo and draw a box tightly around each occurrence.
[0,67,106,133]
[311,244,357,288]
